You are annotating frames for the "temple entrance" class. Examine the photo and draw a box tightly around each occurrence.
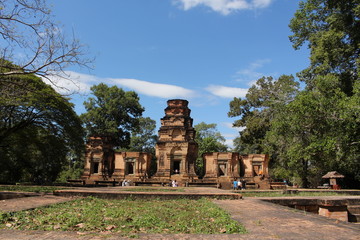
[125,162,134,175]
[218,162,227,176]
[173,161,180,174]
[92,162,99,174]
[253,161,262,176]
[125,158,136,175]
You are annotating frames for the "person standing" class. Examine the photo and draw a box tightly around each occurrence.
[233,179,238,190]
[238,179,242,190]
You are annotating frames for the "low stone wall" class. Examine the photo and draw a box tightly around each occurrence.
[54,189,242,200]
[262,197,360,223]
[0,191,39,200]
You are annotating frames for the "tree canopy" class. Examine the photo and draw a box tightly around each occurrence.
[0,72,84,183]
[194,122,227,177]
[229,0,360,188]
[123,117,157,154]
[80,83,144,148]
[289,0,360,95]
[228,75,299,154]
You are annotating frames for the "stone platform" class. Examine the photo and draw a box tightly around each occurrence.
[53,186,242,200]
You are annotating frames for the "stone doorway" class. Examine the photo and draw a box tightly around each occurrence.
[173,160,181,174]
[218,162,227,176]
[125,158,136,175]
[92,162,99,174]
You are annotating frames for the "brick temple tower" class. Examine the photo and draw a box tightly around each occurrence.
[154,99,198,182]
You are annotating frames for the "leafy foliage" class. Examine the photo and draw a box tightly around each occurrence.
[194,122,228,176]
[80,83,144,148]
[228,0,360,188]
[123,117,157,153]
[289,0,360,95]
[0,73,84,183]
[228,75,299,154]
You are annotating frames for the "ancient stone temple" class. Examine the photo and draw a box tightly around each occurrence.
[82,136,151,183]
[82,135,115,181]
[154,99,198,182]
[202,152,240,181]
[81,99,271,189]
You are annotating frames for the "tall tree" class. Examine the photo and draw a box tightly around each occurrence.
[194,122,228,176]
[228,75,299,154]
[0,72,84,183]
[0,0,91,80]
[289,0,360,95]
[80,83,144,148]
[267,74,360,187]
[124,117,157,153]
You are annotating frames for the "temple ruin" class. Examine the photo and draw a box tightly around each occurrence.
[82,99,270,189]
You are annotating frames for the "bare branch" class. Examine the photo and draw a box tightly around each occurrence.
[0,0,93,89]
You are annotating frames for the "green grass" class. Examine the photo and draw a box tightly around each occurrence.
[120,187,185,192]
[0,185,65,193]
[0,197,246,235]
[238,191,347,197]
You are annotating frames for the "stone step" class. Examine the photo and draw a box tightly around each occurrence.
[347,205,360,214]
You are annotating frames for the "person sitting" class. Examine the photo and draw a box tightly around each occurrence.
[172,180,178,187]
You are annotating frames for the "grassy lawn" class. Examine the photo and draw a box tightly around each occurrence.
[0,185,65,193]
[119,187,185,192]
[0,197,246,235]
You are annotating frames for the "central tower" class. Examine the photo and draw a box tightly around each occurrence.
[155,99,198,181]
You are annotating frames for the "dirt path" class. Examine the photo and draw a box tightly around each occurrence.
[213,198,360,240]
[0,194,74,212]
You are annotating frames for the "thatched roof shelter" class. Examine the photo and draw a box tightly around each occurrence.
[322,171,344,179]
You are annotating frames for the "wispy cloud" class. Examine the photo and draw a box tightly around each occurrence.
[174,0,273,15]
[43,71,196,99]
[222,122,246,132]
[205,85,247,98]
[110,78,195,99]
[235,59,271,86]
[42,71,101,95]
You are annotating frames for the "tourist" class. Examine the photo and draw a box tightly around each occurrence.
[238,179,242,190]
[242,179,246,190]
[233,179,238,190]
[172,180,178,187]
[122,179,127,187]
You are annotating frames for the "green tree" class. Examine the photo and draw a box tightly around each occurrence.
[194,122,228,177]
[289,0,360,95]
[267,75,360,188]
[0,73,84,183]
[80,83,144,148]
[123,117,157,153]
[273,0,360,187]
[228,75,299,154]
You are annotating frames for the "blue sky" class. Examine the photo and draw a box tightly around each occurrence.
[47,0,309,148]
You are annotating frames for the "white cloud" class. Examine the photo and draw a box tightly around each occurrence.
[110,78,196,99]
[42,71,101,95]
[175,0,273,15]
[222,122,245,132]
[235,59,271,86]
[206,85,247,98]
[43,71,196,99]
